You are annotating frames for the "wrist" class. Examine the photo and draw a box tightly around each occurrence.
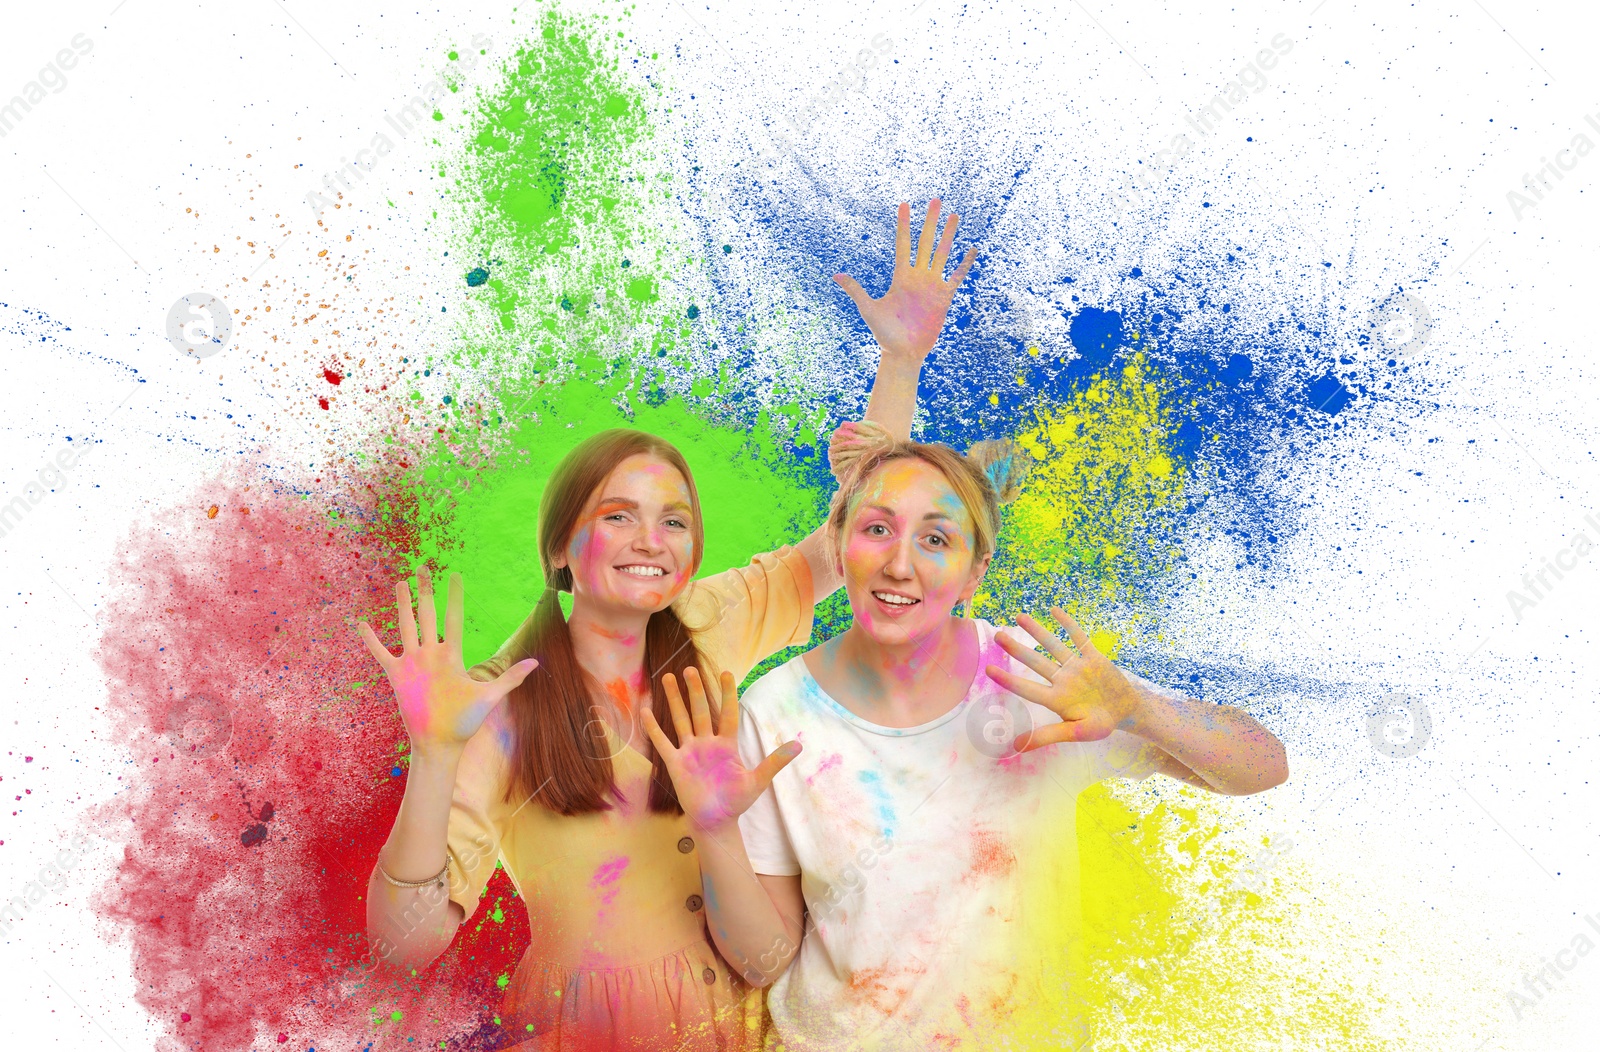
[410,739,466,766]
[696,814,745,842]
[1118,676,1160,734]
[878,345,930,368]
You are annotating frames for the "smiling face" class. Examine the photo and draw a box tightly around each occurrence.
[554,452,699,618]
[839,457,991,647]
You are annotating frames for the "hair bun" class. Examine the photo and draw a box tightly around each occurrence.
[827,419,898,485]
[966,438,1030,505]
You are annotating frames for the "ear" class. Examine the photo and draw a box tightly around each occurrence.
[958,552,993,604]
[551,547,569,571]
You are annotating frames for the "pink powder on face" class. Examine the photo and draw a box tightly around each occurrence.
[569,458,697,610]
[571,514,612,592]
[840,461,981,640]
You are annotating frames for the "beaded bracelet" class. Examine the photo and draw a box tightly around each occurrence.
[376,853,450,890]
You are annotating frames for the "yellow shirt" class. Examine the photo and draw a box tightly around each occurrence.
[445,546,815,1051]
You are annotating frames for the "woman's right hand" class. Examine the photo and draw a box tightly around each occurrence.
[357,565,537,751]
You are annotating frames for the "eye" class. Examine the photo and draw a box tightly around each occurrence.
[865,523,890,537]
[664,516,690,530]
[925,532,948,548]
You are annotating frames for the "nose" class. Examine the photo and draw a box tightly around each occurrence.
[631,521,668,555]
[883,534,915,581]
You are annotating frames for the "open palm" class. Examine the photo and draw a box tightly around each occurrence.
[987,608,1143,749]
[835,198,978,362]
[643,667,801,830]
[357,565,537,749]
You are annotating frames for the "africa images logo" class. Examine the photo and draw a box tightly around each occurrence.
[166,292,232,358]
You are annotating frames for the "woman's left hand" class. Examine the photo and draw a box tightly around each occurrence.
[986,608,1145,750]
[643,667,801,831]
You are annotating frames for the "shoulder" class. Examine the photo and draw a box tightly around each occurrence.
[974,616,1026,646]
[738,653,809,719]
[735,655,818,762]
[972,617,1030,674]
[674,545,811,624]
[970,616,1074,736]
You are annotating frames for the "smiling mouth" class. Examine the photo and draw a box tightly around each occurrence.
[616,564,667,578]
[872,590,919,607]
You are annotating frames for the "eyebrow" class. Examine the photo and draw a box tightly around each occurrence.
[596,497,693,514]
[859,503,958,524]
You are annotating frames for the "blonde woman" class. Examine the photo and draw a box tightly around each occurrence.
[646,424,1290,1050]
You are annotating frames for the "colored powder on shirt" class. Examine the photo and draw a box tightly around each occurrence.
[83,3,1408,1047]
[590,854,630,910]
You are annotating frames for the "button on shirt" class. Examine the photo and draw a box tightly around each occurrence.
[443,547,818,1050]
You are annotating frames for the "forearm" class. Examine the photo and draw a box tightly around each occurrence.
[695,821,804,987]
[798,351,925,601]
[862,350,925,442]
[366,742,465,969]
[1125,686,1288,795]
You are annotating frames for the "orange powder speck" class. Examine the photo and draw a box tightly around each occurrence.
[845,963,922,1016]
[604,678,633,715]
[969,829,1016,877]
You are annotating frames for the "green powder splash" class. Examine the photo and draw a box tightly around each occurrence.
[389,8,1395,1048]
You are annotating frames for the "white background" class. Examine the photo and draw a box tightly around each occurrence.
[1,0,1597,1048]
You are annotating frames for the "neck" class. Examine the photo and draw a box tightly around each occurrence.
[832,615,969,711]
[565,595,651,717]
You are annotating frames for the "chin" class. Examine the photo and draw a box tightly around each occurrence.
[848,602,940,647]
[610,578,689,614]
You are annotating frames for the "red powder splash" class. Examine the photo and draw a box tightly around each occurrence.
[89,465,531,1051]
[324,368,344,385]
[967,829,1016,879]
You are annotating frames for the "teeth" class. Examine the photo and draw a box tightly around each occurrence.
[873,591,918,606]
[618,565,666,577]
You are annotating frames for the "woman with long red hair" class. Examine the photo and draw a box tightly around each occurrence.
[356,200,976,1050]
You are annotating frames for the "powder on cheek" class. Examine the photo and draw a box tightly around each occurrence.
[567,522,598,579]
[841,538,886,628]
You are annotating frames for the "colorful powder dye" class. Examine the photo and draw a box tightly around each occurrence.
[1072,786,1396,1050]
[416,366,825,662]
[976,351,1188,643]
[86,5,1418,1050]
[88,470,530,1049]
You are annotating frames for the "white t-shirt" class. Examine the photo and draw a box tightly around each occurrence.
[737,618,1171,1051]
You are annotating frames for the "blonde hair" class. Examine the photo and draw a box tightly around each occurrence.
[824,421,1029,564]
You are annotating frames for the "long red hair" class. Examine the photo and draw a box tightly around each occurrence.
[493,430,705,816]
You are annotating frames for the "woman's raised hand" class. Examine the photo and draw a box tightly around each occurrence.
[357,565,537,751]
[986,608,1144,750]
[833,198,978,363]
[642,667,801,831]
